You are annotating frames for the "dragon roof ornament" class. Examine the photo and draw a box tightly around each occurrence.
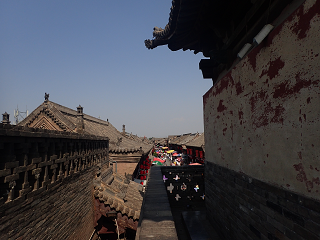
[145,0,180,49]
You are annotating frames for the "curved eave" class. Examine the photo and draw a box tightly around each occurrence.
[145,0,207,53]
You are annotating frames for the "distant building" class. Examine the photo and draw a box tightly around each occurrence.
[18,94,153,177]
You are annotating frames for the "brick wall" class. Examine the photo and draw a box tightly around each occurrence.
[0,168,96,240]
[0,125,109,240]
[109,154,142,177]
[206,161,320,240]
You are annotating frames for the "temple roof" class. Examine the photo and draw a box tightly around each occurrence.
[145,0,295,79]
[145,0,253,55]
[18,99,153,154]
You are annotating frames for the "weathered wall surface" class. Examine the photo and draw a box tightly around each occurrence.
[0,168,97,240]
[109,154,142,176]
[204,1,320,239]
[0,125,109,240]
[204,0,320,200]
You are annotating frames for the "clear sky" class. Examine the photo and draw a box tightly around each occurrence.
[0,0,212,138]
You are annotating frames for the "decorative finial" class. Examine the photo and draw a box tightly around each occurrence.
[2,112,10,124]
[77,105,83,115]
[44,93,49,102]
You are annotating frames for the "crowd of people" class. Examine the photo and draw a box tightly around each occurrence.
[151,146,203,166]
[136,146,204,185]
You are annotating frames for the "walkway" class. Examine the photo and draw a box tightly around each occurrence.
[135,166,178,240]
[136,165,223,240]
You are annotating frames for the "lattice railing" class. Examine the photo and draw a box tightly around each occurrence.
[0,125,109,204]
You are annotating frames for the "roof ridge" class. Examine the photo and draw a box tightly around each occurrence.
[49,100,114,127]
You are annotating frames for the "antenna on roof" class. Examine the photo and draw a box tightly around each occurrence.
[14,105,28,125]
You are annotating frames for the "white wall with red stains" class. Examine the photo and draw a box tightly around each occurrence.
[204,0,320,200]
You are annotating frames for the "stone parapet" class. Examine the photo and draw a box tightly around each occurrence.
[0,124,109,240]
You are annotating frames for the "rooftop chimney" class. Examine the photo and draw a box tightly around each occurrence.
[2,112,10,125]
[76,105,84,133]
[122,124,125,136]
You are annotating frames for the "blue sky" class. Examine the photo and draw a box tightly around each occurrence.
[0,0,212,138]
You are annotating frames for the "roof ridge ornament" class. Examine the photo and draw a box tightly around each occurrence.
[44,93,49,102]
[2,112,10,125]
[144,0,178,50]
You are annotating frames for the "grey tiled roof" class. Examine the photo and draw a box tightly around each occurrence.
[185,132,205,149]
[95,172,144,220]
[18,100,153,154]
[169,133,197,145]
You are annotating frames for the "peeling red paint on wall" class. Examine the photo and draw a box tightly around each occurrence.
[251,101,285,128]
[236,82,243,95]
[291,1,320,40]
[293,163,320,192]
[307,97,311,103]
[204,0,319,199]
[238,110,244,120]
[211,73,234,97]
[259,57,285,80]
[313,177,320,186]
[253,112,269,128]
[270,105,285,124]
[249,90,268,112]
[203,86,213,108]
[273,74,319,99]
[267,21,284,48]
[223,128,227,136]
[217,100,227,112]
[247,45,262,71]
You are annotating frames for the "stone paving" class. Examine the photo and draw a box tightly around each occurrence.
[135,166,178,240]
[136,164,223,240]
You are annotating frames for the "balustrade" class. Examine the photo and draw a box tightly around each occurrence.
[0,124,109,204]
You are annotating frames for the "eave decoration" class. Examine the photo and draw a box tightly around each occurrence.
[145,0,295,81]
